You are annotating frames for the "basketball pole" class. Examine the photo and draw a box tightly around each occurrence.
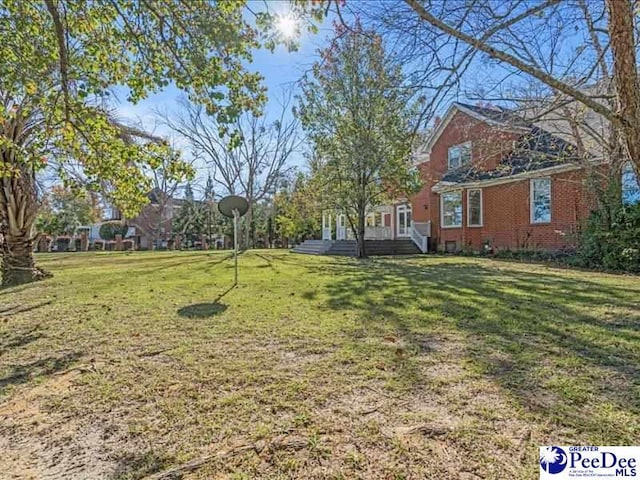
[233,208,239,285]
[218,196,247,288]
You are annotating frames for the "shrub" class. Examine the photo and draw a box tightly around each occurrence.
[577,203,640,273]
[99,222,128,241]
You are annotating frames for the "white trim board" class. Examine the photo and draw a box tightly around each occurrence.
[432,162,584,193]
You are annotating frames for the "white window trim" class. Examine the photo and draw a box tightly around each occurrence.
[441,190,463,229]
[447,141,472,170]
[467,189,483,227]
[530,177,552,224]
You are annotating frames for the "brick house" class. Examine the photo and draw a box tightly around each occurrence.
[127,189,182,250]
[409,102,634,253]
[96,189,180,249]
[91,189,229,250]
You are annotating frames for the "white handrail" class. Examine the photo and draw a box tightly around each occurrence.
[410,222,430,253]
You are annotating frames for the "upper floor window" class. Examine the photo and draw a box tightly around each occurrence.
[622,162,640,205]
[105,206,122,221]
[441,191,463,228]
[448,142,471,170]
[530,178,551,224]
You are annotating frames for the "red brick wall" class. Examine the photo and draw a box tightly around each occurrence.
[438,169,598,252]
[128,202,175,249]
[410,108,601,252]
[411,110,520,248]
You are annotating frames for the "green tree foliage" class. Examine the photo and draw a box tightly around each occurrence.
[274,172,320,244]
[247,200,275,248]
[36,186,101,236]
[578,204,640,272]
[0,1,269,285]
[173,183,205,247]
[577,176,640,272]
[297,24,422,257]
[99,221,128,241]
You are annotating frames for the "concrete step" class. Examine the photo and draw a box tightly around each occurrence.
[293,239,424,256]
[292,239,333,255]
[292,246,327,253]
[364,239,421,256]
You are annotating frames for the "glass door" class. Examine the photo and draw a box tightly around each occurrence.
[396,204,412,237]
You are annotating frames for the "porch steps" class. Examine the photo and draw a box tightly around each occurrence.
[292,239,421,256]
[327,241,357,256]
[291,240,332,255]
[365,239,421,256]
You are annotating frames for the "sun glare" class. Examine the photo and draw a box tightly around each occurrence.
[276,13,298,40]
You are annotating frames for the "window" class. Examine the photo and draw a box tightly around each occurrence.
[441,191,463,227]
[531,178,551,224]
[622,162,640,205]
[448,142,471,170]
[366,213,375,227]
[467,189,482,226]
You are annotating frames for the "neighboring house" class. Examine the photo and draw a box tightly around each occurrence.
[86,189,228,250]
[87,189,180,249]
[410,102,639,253]
[125,188,183,250]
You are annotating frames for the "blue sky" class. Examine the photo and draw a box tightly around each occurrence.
[109,1,605,197]
[112,1,336,188]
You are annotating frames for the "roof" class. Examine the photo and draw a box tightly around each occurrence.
[441,126,582,183]
[454,102,530,127]
[418,100,598,190]
[417,102,529,161]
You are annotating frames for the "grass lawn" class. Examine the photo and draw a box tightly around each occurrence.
[1,251,639,479]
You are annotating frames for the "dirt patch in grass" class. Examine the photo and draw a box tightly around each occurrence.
[0,369,118,479]
[0,251,638,478]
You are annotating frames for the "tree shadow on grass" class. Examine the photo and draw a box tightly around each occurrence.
[310,257,640,441]
[0,301,52,317]
[0,282,41,295]
[0,351,83,395]
[109,449,176,480]
[141,252,233,276]
[0,324,44,352]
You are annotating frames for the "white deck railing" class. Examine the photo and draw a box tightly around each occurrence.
[410,222,431,253]
[364,226,393,240]
[346,226,393,240]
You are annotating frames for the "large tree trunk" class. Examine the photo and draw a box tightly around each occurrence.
[1,230,47,286]
[0,168,48,287]
[356,207,367,258]
[405,0,640,175]
[606,0,640,175]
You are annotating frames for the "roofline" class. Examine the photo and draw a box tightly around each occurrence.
[415,103,528,163]
[431,161,596,192]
